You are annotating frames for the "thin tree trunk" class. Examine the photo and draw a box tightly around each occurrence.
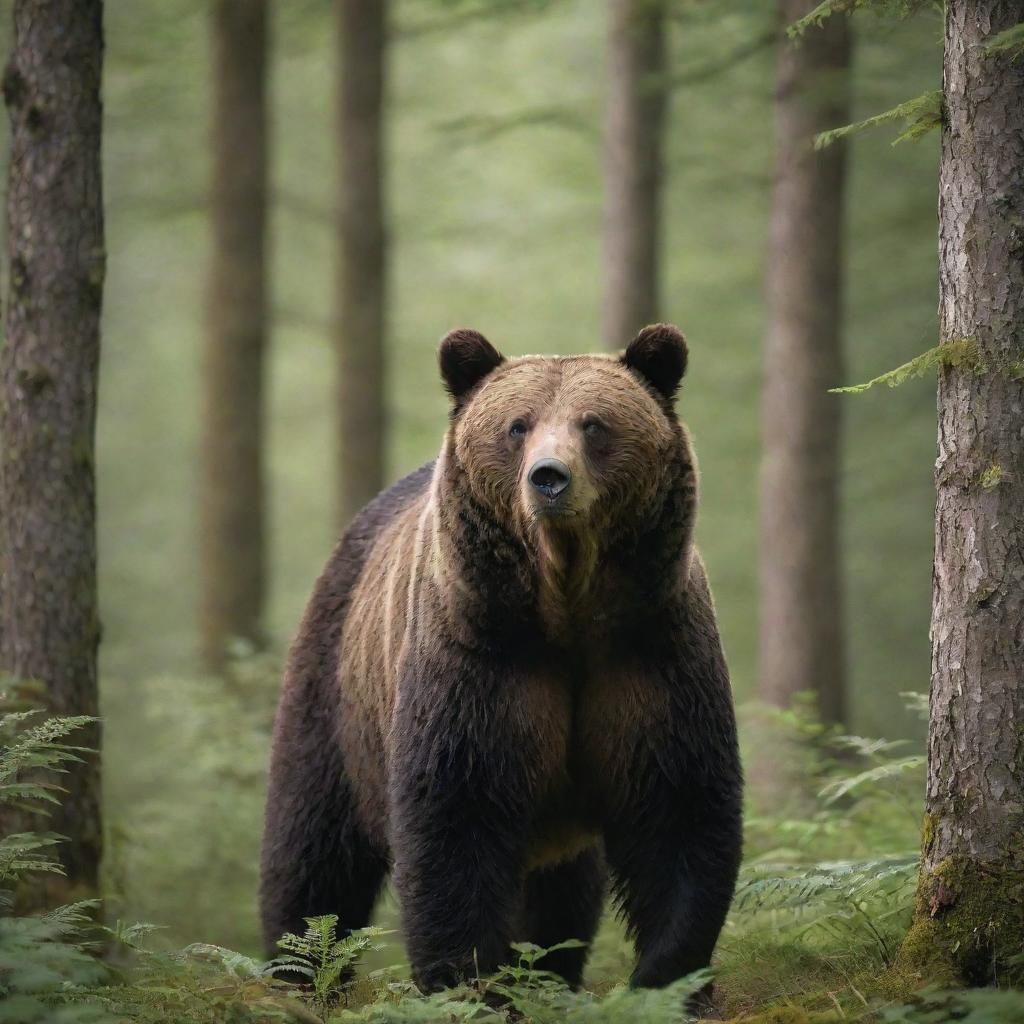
[602,0,667,351]
[336,0,388,527]
[898,0,1024,986]
[0,0,105,900]
[759,1,850,724]
[199,0,269,672]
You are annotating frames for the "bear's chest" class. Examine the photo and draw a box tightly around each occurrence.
[520,658,668,867]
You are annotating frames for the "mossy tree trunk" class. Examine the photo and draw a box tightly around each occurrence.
[199,0,269,673]
[602,0,667,350]
[759,0,851,726]
[336,0,388,527]
[898,0,1024,987]
[0,0,105,901]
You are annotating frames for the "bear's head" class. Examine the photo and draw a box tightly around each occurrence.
[437,324,692,558]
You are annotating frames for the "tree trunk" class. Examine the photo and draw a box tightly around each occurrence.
[0,0,105,900]
[758,1,850,724]
[897,0,1024,987]
[199,0,269,673]
[336,0,388,527]
[602,0,667,351]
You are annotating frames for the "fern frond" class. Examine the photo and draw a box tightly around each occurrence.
[274,916,389,1014]
[819,757,925,804]
[0,832,67,881]
[832,735,911,757]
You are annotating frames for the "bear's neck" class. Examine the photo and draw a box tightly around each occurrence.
[532,524,599,641]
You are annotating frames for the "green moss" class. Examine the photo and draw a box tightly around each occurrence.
[920,813,937,857]
[894,857,1024,987]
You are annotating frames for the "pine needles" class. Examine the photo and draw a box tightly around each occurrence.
[788,1,939,39]
[814,90,943,150]
[984,22,1024,60]
[829,339,979,395]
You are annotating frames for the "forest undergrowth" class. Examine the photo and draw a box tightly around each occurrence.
[2,679,1023,1024]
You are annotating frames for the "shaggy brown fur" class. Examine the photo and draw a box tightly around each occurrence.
[260,324,742,999]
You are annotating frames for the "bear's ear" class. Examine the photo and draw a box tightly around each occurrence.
[438,328,505,403]
[621,323,688,403]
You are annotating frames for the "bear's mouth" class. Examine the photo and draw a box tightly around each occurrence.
[536,505,577,520]
[532,501,578,521]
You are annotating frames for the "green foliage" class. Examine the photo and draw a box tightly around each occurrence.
[106,657,279,952]
[984,22,1024,60]
[814,90,943,150]
[87,931,305,1023]
[818,755,925,806]
[6,697,1024,1023]
[0,901,109,1022]
[0,707,96,815]
[0,705,294,1023]
[788,0,938,38]
[0,832,68,884]
[483,941,712,1023]
[828,339,978,395]
[0,702,100,886]
[274,916,389,1016]
[742,695,925,865]
[736,695,927,981]
[883,988,1024,1024]
[0,706,112,1022]
[332,947,711,1024]
[735,857,918,965]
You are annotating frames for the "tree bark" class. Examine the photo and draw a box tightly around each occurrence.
[602,0,667,351]
[758,1,851,725]
[0,0,105,899]
[199,0,269,672]
[898,0,1024,987]
[336,0,388,527]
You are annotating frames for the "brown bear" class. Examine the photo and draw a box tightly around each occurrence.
[259,324,743,995]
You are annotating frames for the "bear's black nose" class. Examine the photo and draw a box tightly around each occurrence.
[528,458,572,499]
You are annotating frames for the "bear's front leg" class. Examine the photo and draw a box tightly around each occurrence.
[607,784,741,992]
[388,664,537,993]
[603,635,743,998]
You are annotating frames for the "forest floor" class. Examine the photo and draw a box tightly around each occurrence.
[7,689,1024,1024]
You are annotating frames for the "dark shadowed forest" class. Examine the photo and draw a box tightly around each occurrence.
[1,1,1022,1022]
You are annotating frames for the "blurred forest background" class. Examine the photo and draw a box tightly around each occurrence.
[1,0,944,957]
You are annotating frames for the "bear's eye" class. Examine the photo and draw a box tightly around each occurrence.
[581,414,606,438]
[508,420,528,439]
